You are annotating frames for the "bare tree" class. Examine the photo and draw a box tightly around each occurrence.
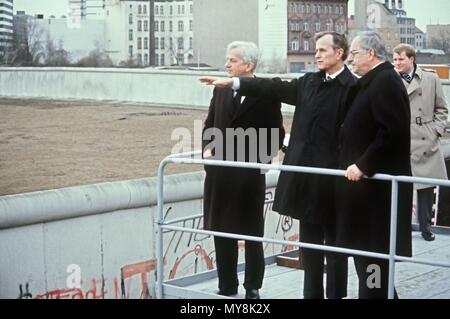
[428,29,450,53]
[164,32,193,66]
[44,37,70,66]
[10,18,46,66]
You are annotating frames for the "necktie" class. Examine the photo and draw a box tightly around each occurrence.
[402,74,412,83]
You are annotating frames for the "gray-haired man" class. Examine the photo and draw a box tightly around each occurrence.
[337,31,412,298]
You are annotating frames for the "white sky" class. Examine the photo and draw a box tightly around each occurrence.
[14,0,450,31]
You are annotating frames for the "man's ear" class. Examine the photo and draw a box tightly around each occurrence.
[246,63,255,73]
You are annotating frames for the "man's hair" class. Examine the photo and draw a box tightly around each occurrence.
[393,43,416,61]
[226,41,260,71]
[356,31,389,61]
[315,32,349,61]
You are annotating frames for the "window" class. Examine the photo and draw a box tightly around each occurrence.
[161,37,165,50]
[169,21,173,32]
[189,20,192,31]
[304,22,309,31]
[182,5,185,14]
[318,5,321,14]
[177,53,184,63]
[329,5,332,14]
[315,22,321,32]
[160,6,164,15]
[137,37,142,49]
[155,6,159,15]
[178,5,181,14]
[129,29,133,41]
[190,4,193,14]
[178,37,184,49]
[161,54,165,65]
[161,21,165,32]
[144,37,148,49]
[304,40,309,51]
[137,53,142,64]
[129,13,133,24]
[189,37,193,49]
[144,20,148,31]
[155,37,159,49]
[306,5,310,13]
[144,54,148,65]
[313,4,316,14]
[169,38,173,49]
[327,23,332,32]
[143,5,147,14]
[178,21,184,32]
[129,45,133,57]
[340,5,344,15]
[290,3,295,13]
[138,20,142,31]
[156,54,159,65]
[301,4,305,13]
[335,6,339,14]
[138,5,142,14]
[155,21,158,32]
[291,38,299,51]
[324,6,328,14]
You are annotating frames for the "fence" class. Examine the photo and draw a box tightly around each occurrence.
[157,151,450,299]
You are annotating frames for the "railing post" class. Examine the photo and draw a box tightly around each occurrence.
[388,178,399,299]
[156,159,169,299]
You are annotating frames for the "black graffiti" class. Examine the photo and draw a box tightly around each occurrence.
[17,283,32,299]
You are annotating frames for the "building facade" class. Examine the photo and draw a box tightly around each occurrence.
[352,0,417,53]
[104,0,153,65]
[0,0,14,59]
[154,0,193,66]
[287,0,349,73]
[193,0,287,72]
[414,27,425,51]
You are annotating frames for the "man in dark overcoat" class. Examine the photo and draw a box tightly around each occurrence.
[201,32,356,299]
[202,41,285,299]
[339,31,413,299]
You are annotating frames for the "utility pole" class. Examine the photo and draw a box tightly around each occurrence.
[149,0,155,65]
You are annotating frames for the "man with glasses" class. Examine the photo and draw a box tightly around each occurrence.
[200,32,356,299]
[337,31,412,298]
[393,44,448,242]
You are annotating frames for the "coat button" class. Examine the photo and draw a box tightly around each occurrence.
[419,93,422,96]
[422,137,426,141]
[418,108,422,111]
[423,152,427,155]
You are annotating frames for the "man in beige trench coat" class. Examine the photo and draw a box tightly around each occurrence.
[393,44,449,241]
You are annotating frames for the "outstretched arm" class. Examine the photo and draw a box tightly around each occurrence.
[199,76,233,88]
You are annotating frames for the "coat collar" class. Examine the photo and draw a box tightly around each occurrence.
[404,67,423,95]
[317,65,354,86]
[357,61,393,88]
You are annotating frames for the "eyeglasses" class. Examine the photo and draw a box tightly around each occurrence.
[349,49,367,56]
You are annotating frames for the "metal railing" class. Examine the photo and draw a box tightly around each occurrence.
[156,151,450,299]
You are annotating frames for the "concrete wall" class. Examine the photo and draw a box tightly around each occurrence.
[0,170,298,299]
[1,67,450,115]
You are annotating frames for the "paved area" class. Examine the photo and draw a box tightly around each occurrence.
[167,231,450,299]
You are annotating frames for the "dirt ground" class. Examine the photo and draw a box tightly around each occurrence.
[0,98,293,196]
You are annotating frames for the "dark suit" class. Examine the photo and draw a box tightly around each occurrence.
[336,61,412,298]
[202,86,284,293]
[239,67,356,299]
